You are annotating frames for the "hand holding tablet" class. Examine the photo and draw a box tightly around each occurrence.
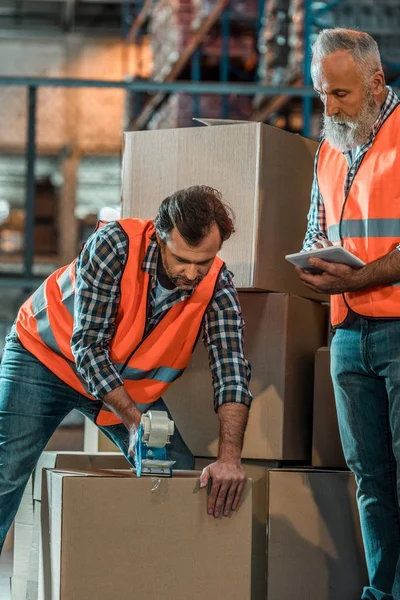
[285,246,365,274]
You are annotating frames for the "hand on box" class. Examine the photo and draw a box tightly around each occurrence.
[199,459,247,518]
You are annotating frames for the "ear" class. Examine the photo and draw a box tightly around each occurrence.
[369,70,385,98]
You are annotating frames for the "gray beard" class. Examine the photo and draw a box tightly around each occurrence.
[322,95,380,152]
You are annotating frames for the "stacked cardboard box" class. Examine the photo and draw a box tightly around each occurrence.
[11,452,130,600]
[121,121,329,462]
[39,469,265,600]
[122,120,324,298]
[10,479,34,600]
[38,466,367,599]
[118,119,369,596]
[83,417,120,454]
[312,347,347,468]
[164,292,328,460]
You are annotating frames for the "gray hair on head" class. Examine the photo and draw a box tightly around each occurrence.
[311,28,382,81]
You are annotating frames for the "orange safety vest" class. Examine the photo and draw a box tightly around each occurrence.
[16,219,224,426]
[317,104,400,327]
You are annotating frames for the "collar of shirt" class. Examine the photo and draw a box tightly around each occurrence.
[141,237,195,302]
[344,86,399,166]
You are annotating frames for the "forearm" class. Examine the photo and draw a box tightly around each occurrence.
[103,385,142,431]
[217,403,249,461]
[352,249,400,291]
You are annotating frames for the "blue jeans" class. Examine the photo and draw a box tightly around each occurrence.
[0,335,194,552]
[331,316,400,600]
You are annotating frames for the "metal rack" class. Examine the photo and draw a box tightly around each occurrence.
[2,0,400,289]
[122,0,264,129]
[302,0,400,137]
[0,75,316,290]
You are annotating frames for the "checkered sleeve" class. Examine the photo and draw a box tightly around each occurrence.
[71,222,128,399]
[302,145,329,251]
[203,267,252,412]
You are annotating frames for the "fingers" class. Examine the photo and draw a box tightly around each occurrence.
[308,258,335,273]
[200,466,211,489]
[232,481,246,511]
[214,484,230,518]
[223,483,238,516]
[207,478,221,516]
[312,240,333,249]
[206,476,247,517]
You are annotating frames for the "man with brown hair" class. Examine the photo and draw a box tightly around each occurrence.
[0,185,252,552]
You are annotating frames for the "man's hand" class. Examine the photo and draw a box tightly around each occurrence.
[199,403,249,517]
[103,385,142,458]
[312,240,333,249]
[296,259,363,294]
[128,423,140,459]
[199,459,247,518]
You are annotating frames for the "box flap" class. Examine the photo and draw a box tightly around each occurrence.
[193,117,250,126]
[33,451,129,500]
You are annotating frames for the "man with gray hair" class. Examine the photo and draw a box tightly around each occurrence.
[296,29,400,600]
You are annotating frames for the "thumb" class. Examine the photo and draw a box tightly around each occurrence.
[199,466,211,488]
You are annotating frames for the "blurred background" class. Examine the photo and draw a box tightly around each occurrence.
[0,0,400,353]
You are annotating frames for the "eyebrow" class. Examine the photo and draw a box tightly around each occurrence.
[314,87,350,94]
[172,253,214,266]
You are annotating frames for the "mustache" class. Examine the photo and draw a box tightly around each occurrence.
[175,276,203,287]
[326,114,354,126]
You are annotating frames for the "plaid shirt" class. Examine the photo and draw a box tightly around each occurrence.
[71,222,252,411]
[302,87,400,251]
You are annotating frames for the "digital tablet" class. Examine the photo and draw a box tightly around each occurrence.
[285,246,365,273]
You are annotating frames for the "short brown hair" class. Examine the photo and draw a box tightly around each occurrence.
[154,185,235,246]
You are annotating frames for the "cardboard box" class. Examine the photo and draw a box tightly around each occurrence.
[164,293,328,460]
[12,452,129,600]
[266,470,367,599]
[11,478,33,600]
[312,347,347,468]
[196,464,367,599]
[121,121,325,301]
[40,469,265,600]
[83,417,120,453]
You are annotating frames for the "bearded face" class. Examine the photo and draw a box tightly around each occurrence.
[311,50,384,152]
[322,86,380,151]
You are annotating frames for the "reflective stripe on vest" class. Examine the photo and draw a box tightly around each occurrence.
[317,104,400,326]
[16,218,223,426]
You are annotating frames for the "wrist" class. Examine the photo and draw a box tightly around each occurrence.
[218,442,242,463]
[350,266,368,292]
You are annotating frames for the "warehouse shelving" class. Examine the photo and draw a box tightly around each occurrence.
[2,0,400,289]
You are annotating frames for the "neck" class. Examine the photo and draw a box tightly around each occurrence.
[157,255,176,290]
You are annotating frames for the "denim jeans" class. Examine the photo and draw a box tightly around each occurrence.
[0,335,194,552]
[331,316,400,600]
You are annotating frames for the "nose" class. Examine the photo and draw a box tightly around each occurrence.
[325,95,340,118]
[184,264,199,281]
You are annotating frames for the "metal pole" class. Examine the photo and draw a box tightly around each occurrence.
[191,50,201,120]
[220,7,230,118]
[256,0,264,82]
[24,86,37,279]
[302,0,313,138]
